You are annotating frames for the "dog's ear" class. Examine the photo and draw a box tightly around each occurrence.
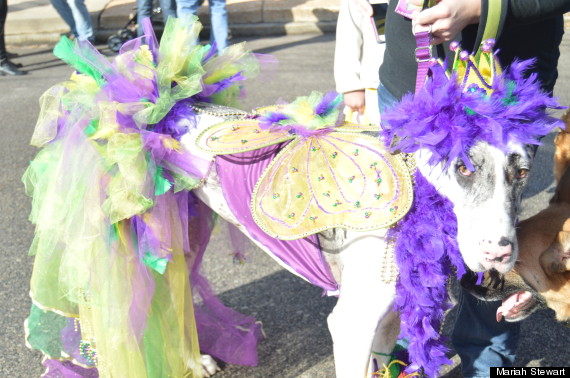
[553,110,570,183]
[551,161,570,204]
[540,231,570,274]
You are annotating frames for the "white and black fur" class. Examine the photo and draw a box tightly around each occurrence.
[182,106,535,377]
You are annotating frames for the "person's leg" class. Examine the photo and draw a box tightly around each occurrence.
[49,0,78,37]
[452,288,520,378]
[0,0,24,75]
[158,0,177,22]
[137,0,153,36]
[208,0,228,51]
[0,0,6,56]
[176,0,202,17]
[377,83,398,111]
[65,0,94,42]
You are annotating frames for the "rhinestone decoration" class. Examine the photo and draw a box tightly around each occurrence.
[331,152,338,159]
[348,176,355,183]
[273,193,280,199]
[79,340,97,365]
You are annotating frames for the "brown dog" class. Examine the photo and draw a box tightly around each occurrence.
[463,111,570,324]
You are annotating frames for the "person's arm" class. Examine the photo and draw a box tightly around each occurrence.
[410,0,570,45]
[334,0,367,113]
[505,0,570,25]
[410,0,481,45]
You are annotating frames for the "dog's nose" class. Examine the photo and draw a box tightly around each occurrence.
[483,239,513,263]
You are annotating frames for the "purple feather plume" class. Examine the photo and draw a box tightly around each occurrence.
[380,59,563,171]
[314,91,342,116]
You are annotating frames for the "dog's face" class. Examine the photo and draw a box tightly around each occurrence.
[462,203,570,323]
[418,141,534,274]
[464,185,570,323]
[462,127,570,323]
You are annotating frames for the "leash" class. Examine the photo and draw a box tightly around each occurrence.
[413,0,506,92]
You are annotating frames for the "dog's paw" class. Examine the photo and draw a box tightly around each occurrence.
[201,354,220,377]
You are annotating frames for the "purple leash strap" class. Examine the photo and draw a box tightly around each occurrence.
[414,25,433,94]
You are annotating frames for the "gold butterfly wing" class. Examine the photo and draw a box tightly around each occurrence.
[252,131,414,240]
[195,119,295,155]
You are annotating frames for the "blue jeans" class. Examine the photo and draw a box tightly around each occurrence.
[137,0,177,36]
[50,0,94,42]
[452,289,520,377]
[177,0,228,51]
[377,83,520,377]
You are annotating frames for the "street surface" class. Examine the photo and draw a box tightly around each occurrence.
[1,32,569,377]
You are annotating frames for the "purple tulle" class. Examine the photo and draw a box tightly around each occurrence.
[42,360,99,378]
[186,193,264,366]
[216,144,339,294]
[389,172,466,377]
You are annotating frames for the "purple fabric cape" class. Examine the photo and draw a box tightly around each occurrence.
[216,143,339,294]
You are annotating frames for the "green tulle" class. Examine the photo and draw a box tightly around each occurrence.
[24,14,264,377]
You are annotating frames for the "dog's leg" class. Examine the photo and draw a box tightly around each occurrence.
[326,230,396,378]
[369,309,400,374]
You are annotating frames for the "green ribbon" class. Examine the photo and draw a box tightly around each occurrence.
[154,166,173,196]
[143,252,168,274]
[84,120,99,137]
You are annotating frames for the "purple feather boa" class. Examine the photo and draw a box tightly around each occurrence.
[380,59,563,171]
[389,172,465,377]
[380,58,564,376]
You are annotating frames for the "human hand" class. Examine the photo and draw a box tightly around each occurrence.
[350,0,373,17]
[344,90,366,114]
[408,0,481,45]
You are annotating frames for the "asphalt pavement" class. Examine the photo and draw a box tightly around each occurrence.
[1,31,570,378]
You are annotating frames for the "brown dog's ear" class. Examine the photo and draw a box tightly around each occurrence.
[540,231,570,273]
[551,164,570,204]
[554,110,570,183]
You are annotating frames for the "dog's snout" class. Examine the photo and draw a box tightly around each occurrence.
[498,237,512,247]
[481,239,514,264]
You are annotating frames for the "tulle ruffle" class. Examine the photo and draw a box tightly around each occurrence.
[24,15,266,377]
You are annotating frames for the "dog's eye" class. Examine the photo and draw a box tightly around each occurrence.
[458,165,473,177]
[516,169,529,179]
